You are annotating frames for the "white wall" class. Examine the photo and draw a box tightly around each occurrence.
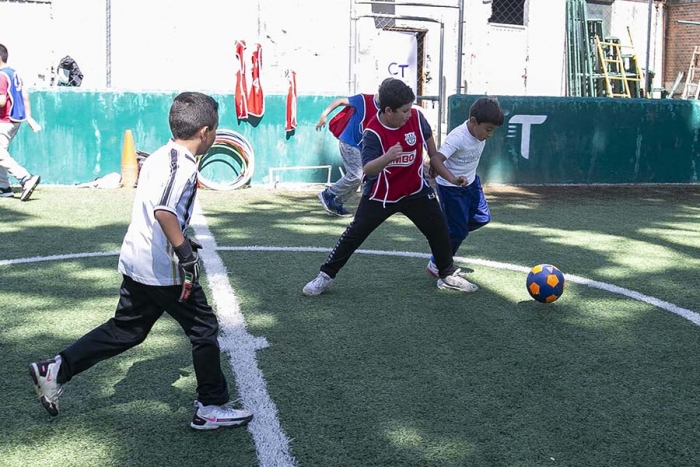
[0,0,55,87]
[0,0,665,100]
[526,0,567,96]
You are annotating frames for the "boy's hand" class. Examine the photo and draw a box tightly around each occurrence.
[452,175,467,186]
[384,143,403,163]
[178,252,200,302]
[315,115,327,131]
[188,238,203,252]
[27,117,42,132]
[174,238,201,302]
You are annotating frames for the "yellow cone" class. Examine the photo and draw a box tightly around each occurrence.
[120,129,138,188]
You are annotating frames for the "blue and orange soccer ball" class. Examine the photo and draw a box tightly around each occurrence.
[526,264,565,303]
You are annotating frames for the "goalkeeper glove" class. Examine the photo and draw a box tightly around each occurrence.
[174,237,202,302]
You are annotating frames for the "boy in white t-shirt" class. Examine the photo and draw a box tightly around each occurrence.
[426,97,504,277]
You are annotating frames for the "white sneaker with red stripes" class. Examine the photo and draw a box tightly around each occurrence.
[190,400,253,430]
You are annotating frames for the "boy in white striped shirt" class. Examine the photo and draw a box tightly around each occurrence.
[29,92,253,430]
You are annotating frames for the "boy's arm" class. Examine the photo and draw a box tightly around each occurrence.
[315,97,351,130]
[22,88,41,132]
[154,210,186,250]
[430,152,466,186]
[362,133,403,176]
[155,209,199,300]
[0,75,8,108]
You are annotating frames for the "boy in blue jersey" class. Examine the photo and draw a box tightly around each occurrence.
[29,92,253,430]
[0,44,41,201]
[315,88,381,217]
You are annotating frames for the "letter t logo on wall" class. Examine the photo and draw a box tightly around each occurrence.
[507,115,548,160]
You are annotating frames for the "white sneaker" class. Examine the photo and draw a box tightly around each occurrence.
[190,400,253,430]
[20,175,40,202]
[302,271,333,296]
[29,356,64,417]
[426,260,439,278]
[437,269,479,293]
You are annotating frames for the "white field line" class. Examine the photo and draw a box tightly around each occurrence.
[3,246,699,328]
[190,201,297,467]
[0,251,118,266]
[218,246,700,327]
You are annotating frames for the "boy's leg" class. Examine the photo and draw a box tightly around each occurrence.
[331,141,363,205]
[436,183,470,256]
[401,192,457,277]
[162,283,229,406]
[57,276,165,384]
[466,175,491,232]
[0,167,10,195]
[0,122,31,186]
[320,195,393,278]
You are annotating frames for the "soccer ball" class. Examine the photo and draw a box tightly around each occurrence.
[526,264,565,303]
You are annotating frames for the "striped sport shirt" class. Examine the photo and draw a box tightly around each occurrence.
[118,139,198,286]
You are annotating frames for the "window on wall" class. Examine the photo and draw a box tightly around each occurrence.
[488,0,526,26]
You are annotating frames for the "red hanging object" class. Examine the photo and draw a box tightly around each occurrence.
[285,69,297,140]
[234,40,249,124]
[247,43,264,126]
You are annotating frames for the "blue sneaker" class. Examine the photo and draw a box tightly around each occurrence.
[319,189,353,217]
[335,204,353,217]
[318,189,337,214]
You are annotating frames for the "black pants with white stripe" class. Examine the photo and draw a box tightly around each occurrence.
[57,275,229,406]
[320,191,458,279]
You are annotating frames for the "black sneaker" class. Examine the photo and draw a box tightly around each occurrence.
[0,187,13,198]
[20,175,40,201]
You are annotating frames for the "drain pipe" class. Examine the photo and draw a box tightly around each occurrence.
[456,0,464,94]
[643,0,653,96]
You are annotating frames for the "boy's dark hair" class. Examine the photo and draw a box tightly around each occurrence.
[378,78,415,113]
[169,92,219,139]
[0,44,8,63]
[469,97,504,126]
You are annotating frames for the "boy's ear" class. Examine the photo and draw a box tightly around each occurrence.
[199,126,210,140]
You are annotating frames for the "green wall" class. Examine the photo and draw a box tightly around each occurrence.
[449,95,700,184]
[11,91,700,186]
[11,90,343,186]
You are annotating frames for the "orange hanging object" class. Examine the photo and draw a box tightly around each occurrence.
[120,129,138,188]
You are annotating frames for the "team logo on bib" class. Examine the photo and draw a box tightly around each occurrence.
[404,132,416,146]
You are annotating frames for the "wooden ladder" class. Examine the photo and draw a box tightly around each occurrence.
[595,29,643,98]
[681,46,700,100]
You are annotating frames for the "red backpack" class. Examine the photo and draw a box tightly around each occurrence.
[328,106,354,139]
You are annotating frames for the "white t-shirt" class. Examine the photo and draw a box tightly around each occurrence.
[435,122,485,187]
[118,139,198,286]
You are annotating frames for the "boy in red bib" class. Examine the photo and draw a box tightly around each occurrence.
[303,78,478,296]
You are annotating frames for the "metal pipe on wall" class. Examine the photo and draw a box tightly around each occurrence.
[644,0,653,96]
[349,0,356,94]
[438,21,444,144]
[456,0,464,94]
[106,0,111,87]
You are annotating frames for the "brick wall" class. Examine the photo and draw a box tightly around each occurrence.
[665,0,700,95]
